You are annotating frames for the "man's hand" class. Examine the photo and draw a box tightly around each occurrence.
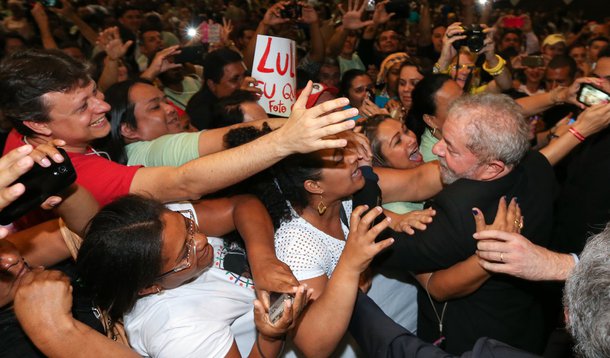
[372,0,394,26]
[262,1,291,27]
[392,207,436,235]
[273,81,357,155]
[97,26,133,61]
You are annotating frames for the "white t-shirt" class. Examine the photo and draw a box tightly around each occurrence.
[124,202,256,358]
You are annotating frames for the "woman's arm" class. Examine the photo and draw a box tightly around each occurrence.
[415,197,521,302]
[291,206,393,357]
[375,161,442,203]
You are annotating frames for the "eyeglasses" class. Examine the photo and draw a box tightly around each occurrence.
[451,64,476,71]
[156,216,197,280]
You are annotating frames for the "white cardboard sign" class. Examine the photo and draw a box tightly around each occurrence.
[252,35,297,117]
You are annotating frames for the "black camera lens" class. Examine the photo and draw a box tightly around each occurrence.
[452,25,486,53]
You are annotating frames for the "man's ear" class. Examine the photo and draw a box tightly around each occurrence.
[22,120,52,137]
[206,79,217,95]
[120,122,140,142]
[138,284,162,296]
[480,160,507,181]
[304,179,324,195]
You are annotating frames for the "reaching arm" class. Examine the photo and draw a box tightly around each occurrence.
[540,102,610,165]
[291,206,393,357]
[375,161,442,203]
[131,83,357,202]
[243,2,290,70]
[52,0,99,46]
[417,1,431,47]
[30,4,58,50]
[14,270,139,358]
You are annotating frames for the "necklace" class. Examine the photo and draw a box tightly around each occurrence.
[425,273,448,348]
[23,136,111,160]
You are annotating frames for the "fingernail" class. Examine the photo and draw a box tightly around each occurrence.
[472,209,478,215]
[41,158,51,167]
[53,153,64,162]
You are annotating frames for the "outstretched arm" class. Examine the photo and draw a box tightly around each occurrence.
[131,82,358,202]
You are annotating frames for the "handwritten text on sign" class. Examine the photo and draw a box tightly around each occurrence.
[252,35,296,117]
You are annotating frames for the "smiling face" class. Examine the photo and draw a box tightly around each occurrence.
[450,52,476,89]
[378,30,400,54]
[156,211,214,289]
[33,81,111,152]
[398,65,423,111]
[432,115,483,184]
[312,146,365,202]
[124,83,181,142]
[375,118,422,169]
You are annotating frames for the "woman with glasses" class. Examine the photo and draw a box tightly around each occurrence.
[76,192,389,357]
[77,194,309,357]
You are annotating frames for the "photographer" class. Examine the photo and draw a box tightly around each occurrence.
[433,22,512,94]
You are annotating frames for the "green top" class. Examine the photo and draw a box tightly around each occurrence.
[420,127,439,163]
[126,132,200,167]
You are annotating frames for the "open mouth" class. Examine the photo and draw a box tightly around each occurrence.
[408,147,423,163]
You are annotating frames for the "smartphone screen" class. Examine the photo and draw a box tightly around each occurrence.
[578,84,610,107]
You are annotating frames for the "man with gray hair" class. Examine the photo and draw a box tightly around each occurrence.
[563,225,610,358]
[376,93,555,354]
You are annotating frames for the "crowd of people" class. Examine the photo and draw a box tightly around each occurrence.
[0,0,609,357]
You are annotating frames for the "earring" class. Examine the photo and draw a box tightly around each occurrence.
[317,197,327,215]
[431,127,437,137]
[156,287,161,294]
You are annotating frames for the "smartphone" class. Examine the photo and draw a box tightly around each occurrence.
[198,23,221,44]
[280,3,302,19]
[268,292,294,324]
[577,83,610,107]
[522,56,545,68]
[173,46,207,65]
[0,148,76,225]
[385,0,410,19]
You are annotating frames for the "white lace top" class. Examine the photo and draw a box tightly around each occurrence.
[274,201,352,281]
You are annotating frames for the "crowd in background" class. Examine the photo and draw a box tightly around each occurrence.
[0,0,610,357]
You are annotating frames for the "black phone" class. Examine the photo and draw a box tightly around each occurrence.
[280,2,302,19]
[0,148,77,225]
[173,46,207,65]
[385,0,410,19]
[577,83,610,107]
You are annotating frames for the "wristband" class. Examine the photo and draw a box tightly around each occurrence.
[568,127,585,142]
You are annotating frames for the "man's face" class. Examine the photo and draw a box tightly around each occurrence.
[431,26,446,53]
[592,57,610,85]
[545,66,572,91]
[237,30,255,49]
[500,33,521,52]
[378,30,399,54]
[432,115,483,185]
[39,81,111,147]
[141,31,164,57]
[318,64,340,88]
[588,40,609,63]
[210,62,246,98]
[119,10,142,34]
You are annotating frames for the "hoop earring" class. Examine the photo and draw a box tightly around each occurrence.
[431,127,437,137]
[317,197,327,215]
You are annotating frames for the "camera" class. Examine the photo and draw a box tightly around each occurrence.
[0,148,76,225]
[280,2,302,19]
[522,55,545,68]
[452,24,486,53]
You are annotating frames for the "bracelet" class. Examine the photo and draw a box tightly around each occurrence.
[568,127,586,142]
[482,55,506,76]
[550,87,566,105]
[433,62,450,74]
[570,253,579,264]
[256,332,286,358]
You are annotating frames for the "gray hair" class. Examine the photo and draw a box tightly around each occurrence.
[563,224,610,358]
[447,93,530,167]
